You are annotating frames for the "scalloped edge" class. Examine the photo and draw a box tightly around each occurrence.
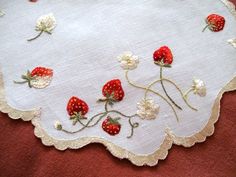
[0,0,236,166]
[0,69,40,121]
[31,76,235,166]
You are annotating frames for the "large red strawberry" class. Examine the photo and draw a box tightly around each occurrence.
[203,14,225,32]
[102,116,121,136]
[14,66,53,88]
[67,96,89,125]
[98,79,125,105]
[153,46,173,66]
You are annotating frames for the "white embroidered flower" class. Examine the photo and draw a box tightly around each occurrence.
[137,98,160,120]
[228,39,236,48]
[54,120,62,130]
[36,13,56,33]
[118,52,139,70]
[192,79,206,97]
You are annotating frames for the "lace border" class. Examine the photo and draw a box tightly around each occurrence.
[0,0,235,166]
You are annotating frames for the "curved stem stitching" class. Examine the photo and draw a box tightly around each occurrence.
[125,70,179,122]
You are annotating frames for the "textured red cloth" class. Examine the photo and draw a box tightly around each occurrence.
[0,2,236,177]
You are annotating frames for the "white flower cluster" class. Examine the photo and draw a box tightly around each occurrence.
[228,39,236,48]
[36,13,56,33]
[118,52,139,70]
[192,79,206,97]
[137,98,160,120]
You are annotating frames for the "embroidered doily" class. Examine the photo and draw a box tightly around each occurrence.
[0,0,235,166]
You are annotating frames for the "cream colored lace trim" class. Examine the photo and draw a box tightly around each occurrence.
[0,0,235,166]
[221,0,236,19]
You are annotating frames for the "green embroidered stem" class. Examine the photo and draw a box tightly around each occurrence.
[202,24,211,32]
[61,108,137,134]
[144,79,161,100]
[105,101,109,112]
[160,66,182,110]
[144,78,197,111]
[166,81,197,111]
[27,30,43,41]
[127,117,139,139]
[61,113,107,134]
[125,70,179,122]
[13,80,28,84]
[107,110,137,118]
[184,88,195,99]
[77,112,106,128]
[76,117,87,126]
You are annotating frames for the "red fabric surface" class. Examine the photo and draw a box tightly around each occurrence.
[0,2,236,177]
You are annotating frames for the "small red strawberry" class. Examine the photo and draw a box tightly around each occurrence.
[153,46,173,66]
[102,116,121,136]
[98,79,125,105]
[67,96,89,125]
[14,67,53,88]
[203,14,225,32]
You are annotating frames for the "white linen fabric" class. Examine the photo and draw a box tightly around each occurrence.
[0,0,235,155]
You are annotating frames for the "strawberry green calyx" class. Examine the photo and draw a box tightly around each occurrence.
[107,116,121,125]
[14,70,36,88]
[98,92,118,106]
[154,59,172,68]
[70,111,87,125]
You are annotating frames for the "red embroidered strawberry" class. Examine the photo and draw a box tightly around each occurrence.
[67,96,89,125]
[29,0,38,2]
[102,116,121,136]
[98,79,125,105]
[153,46,173,66]
[30,67,53,77]
[203,14,225,32]
[14,67,53,88]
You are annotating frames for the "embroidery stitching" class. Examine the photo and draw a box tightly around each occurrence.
[28,13,56,41]
[202,14,225,32]
[14,67,53,89]
[56,80,138,138]
[228,38,236,48]
[123,47,206,122]
[55,48,206,138]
